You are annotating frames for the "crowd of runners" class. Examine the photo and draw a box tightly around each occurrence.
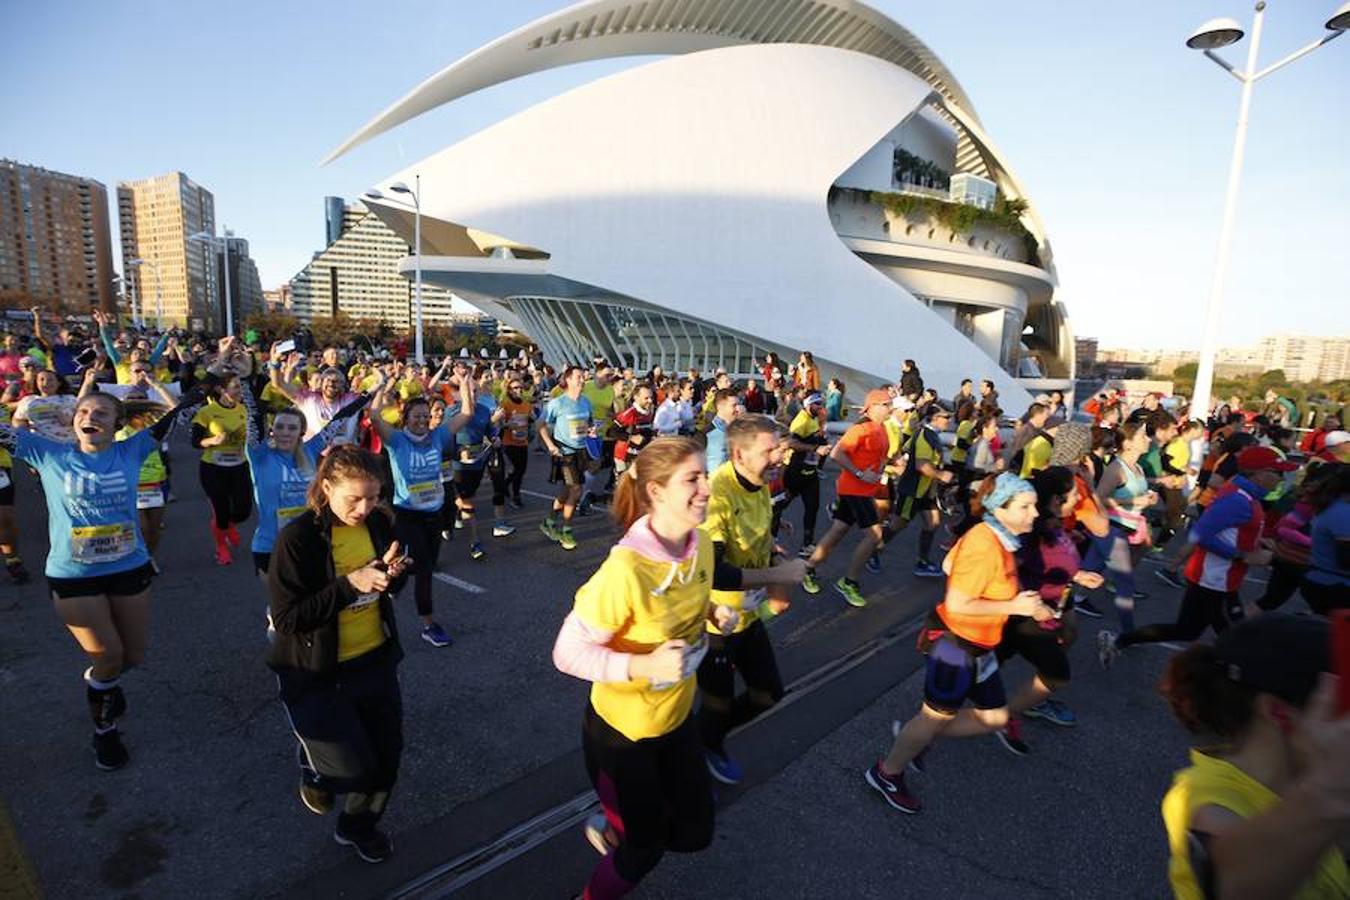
[1,307,1347,898]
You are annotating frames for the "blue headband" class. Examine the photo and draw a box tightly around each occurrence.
[985,472,1034,510]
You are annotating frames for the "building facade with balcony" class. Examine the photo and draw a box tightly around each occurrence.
[0,159,115,314]
[117,171,218,329]
[329,0,1071,406]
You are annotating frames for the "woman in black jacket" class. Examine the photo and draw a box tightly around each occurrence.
[267,445,412,864]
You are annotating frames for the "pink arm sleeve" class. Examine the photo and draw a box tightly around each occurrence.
[1276,506,1313,549]
[552,611,633,684]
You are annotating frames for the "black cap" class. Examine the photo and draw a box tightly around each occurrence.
[1213,614,1329,706]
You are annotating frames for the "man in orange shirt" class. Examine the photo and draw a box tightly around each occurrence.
[801,389,898,607]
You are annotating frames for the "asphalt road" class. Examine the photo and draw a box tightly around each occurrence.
[0,434,1301,899]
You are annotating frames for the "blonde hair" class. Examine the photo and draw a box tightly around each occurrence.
[609,437,703,531]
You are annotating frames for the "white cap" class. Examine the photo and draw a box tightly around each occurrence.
[1324,430,1350,448]
[892,397,915,411]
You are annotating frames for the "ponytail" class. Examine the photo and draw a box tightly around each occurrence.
[610,437,703,532]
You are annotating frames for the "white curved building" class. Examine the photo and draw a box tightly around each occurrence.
[329,0,1072,408]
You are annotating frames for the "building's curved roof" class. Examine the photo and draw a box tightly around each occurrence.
[324,0,982,163]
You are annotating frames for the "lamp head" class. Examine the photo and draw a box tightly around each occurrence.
[389,182,412,194]
[1328,1,1350,30]
[363,189,385,201]
[1186,16,1245,49]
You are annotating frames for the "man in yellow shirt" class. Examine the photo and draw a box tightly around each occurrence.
[697,416,807,785]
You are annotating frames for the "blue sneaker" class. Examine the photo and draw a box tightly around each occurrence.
[1024,699,1077,727]
[705,750,743,785]
[912,559,942,578]
[421,623,453,648]
[865,552,882,574]
[469,541,485,560]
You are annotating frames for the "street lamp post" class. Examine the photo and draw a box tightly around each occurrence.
[1185,1,1348,422]
[189,228,234,336]
[365,175,424,364]
[127,257,164,331]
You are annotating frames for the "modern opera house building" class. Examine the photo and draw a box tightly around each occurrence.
[328,0,1072,407]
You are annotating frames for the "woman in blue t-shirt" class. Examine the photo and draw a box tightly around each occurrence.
[369,374,475,649]
[1301,463,1349,616]
[3,384,202,771]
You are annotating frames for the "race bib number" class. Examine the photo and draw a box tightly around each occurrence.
[975,651,999,684]
[136,484,165,510]
[277,505,306,525]
[439,458,454,483]
[212,450,244,466]
[459,443,486,464]
[70,522,137,564]
[408,480,444,510]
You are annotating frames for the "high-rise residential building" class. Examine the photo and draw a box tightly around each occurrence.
[117,171,218,330]
[1257,334,1350,383]
[207,235,264,325]
[289,198,457,327]
[263,284,292,312]
[0,159,115,313]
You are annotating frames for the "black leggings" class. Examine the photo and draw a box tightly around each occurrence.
[279,645,402,833]
[503,445,528,500]
[1117,583,1244,648]
[774,468,821,545]
[1257,557,1308,611]
[582,703,713,888]
[696,620,785,755]
[996,613,1075,690]
[393,507,443,617]
[1301,577,1348,616]
[199,461,252,529]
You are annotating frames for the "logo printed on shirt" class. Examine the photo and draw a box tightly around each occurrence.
[64,470,127,497]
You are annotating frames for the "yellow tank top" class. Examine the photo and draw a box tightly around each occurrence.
[1162,749,1349,900]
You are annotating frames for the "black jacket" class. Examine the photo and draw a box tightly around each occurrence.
[266,506,406,692]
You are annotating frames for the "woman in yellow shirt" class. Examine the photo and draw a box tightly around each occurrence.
[552,437,736,899]
[1158,614,1349,900]
[267,446,412,864]
[191,369,252,565]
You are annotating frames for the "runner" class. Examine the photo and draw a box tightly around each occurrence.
[612,381,656,476]
[270,356,361,444]
[369,373,475,647]
[864,473,1052,813]
[1098,446,1292,665]
[1254,462,1330,612]
[191,345,253,566]
[266,446,412,863]
[579,362,618,514]
[1157,614,1349,899]
[653,378,695,437]
[1094,420,1157,632]
[1300,461,1349,615]
[774,392,831,556]
[992,466,1106,755]
[875,403,954,579]
[3,381,202,769]
[115,366,181,567]
[800,388,896,607]
[702,388,739,471]
[450,370,513,561]
[498,374,534,508]
[551,437,731,899]
[698,416,808,784]
[539,365,594,552]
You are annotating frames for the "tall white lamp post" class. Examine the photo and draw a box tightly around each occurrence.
[1185,1,1349,422]
[189,228,235,335]
[127,257,164,330]
[365,175,424,364]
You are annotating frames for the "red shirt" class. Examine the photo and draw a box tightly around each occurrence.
[834,420,889,497]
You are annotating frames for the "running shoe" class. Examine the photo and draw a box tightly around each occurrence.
[539,519,559,541]
[801,569,820,595]
[797,543,815,560]
[865,552,882,574]
[1023,699,1077,727]
[93,730,129,771]
[454,516,466,530]
[558,528,578,551]
[912,559,943,578]
[1074,594,1104,618]
[441,529,453,542]
[469,541,485,560]
[1155,568,1185,589]
[705,750,744,786]
[299,780,334,816]
[864,761,921,814]
[996,718,1030,756]
[421,623,453,648]
[492,522,516,538]
[5,558,29,584]
[1097,630,1120,669]
[334,824,393,864]
[509,496,524,510]
[214,545,232,566]
[891,720,928,774]
[834,577,867,608]
[583,812,616,856]
[225,524,241,549]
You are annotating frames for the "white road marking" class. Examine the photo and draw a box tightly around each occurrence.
[520,489,555,501]
[432,572,486,594]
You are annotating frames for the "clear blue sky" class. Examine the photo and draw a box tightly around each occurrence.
[3,0,1347,348]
